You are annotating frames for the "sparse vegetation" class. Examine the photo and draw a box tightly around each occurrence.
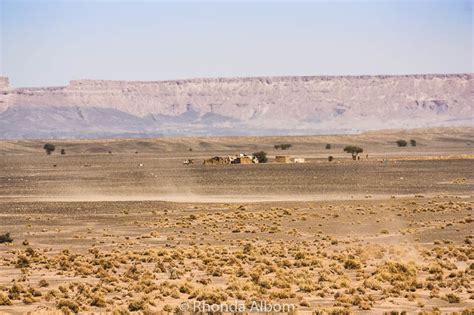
[0,292,12,306]
[445,293,460,303]
[253,151,268,163]
[43,143,55,155]
[396,140,408,147]
[328,156,334,162]
[0,195,471,312]
[343,145,363,160]
[344,259,361,269]
[60,148,66,155]
[57,299,80,313]
[410,139,417,147]
[15,255,30,268]
[325,144,331,149]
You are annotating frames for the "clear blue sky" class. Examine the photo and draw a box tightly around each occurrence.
[1,0,472,87]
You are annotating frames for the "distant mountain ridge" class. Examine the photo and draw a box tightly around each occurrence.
[0,74,472,139]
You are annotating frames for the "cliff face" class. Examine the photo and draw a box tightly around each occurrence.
[0,77,9,89]
[1,74,472,138]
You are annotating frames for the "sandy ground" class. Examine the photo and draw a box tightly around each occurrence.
[0,129,473,314]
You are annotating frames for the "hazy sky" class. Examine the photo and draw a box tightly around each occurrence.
[1,0,472,87]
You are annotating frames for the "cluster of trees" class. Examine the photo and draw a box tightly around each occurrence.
[396,139,417,147]
[327,145,363,161]
[43,144,66,155]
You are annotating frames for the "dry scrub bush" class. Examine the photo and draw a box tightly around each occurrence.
[374,262,417,287]
[0,292,12,306]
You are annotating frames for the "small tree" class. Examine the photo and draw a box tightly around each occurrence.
[410,139,417,147]
[43,143,55,155]
[274,145,281,150]
[396,140,408,147]
[343,145,363,160]
[60,149,66,155]
[325,144,331,149]
[253,151,268,163]
[328,156,334,162]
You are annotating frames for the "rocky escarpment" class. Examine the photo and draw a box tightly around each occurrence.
[0,77,9,89]
[0,74,472,139]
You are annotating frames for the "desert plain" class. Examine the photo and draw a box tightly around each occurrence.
[0,128,473,314]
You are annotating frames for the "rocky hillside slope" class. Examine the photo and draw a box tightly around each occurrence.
[0,74,472,139]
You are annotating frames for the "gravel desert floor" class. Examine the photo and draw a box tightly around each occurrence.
[0,128,472,314]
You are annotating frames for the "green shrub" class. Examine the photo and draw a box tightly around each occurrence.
[396,140,408,147]
[253,151,268,163]
[0,232,13,243]
[410,139,417,147]
[325,144,331,149]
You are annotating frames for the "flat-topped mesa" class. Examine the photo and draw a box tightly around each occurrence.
[0,77,9,90]
[67,73,473,88]
[0,73,472,139]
